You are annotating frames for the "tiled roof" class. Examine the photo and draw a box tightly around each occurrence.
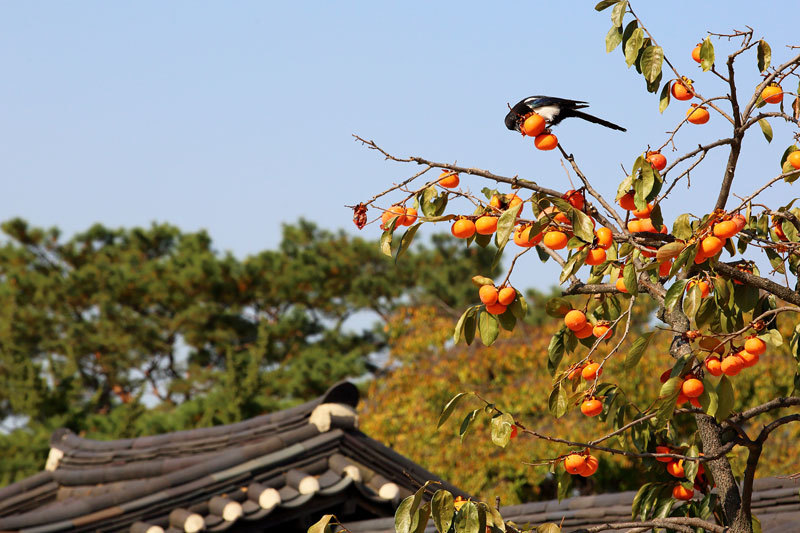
[343,476,800,533]
[0,382,467,533]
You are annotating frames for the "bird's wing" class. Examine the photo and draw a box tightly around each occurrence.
[522,96,589,109]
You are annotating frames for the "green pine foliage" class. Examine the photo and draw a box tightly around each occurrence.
[0,217,495,486]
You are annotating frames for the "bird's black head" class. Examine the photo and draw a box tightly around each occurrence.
[504,108,523,132]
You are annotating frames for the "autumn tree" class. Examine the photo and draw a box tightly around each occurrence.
[313,2,800,533]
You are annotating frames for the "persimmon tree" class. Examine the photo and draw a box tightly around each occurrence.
[313,2,800,533]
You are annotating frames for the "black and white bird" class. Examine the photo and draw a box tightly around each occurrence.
[504,95,626,133]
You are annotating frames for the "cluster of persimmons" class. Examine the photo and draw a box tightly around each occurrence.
[372,41,800,504]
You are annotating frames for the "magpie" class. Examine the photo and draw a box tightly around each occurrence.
[505,95,626,133]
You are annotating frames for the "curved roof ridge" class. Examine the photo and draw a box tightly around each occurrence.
[49,382,359,464]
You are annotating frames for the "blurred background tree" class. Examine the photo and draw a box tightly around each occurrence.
[0,217,493,485]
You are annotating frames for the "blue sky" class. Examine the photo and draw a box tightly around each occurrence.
[1,1,798,288]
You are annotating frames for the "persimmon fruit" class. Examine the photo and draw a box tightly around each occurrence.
[682,378,704,398]
[451,219,476,239]
[705,356,723,376]
[581,362,602,380]
[687,105,710,124]
[514,225,542,247]
[788,151,800,170]
[534,132,558,150]
[564,310,588,331]
[744,336,766,356]
[579,454,599,477]
[497,287,516,306]
[713,220,739,239]
[691,44,702,63]
[564,189,585,211]
[581,398,603,417]
[543,231,568,250]
[475,216,498,235]
[381,205,406,227]
[585,248,607,266]
[615,278,628,293]
[721,354,744,376]
[438,171,460,188]
[564,454,586,474]
[673,484,694,500]
[593,324,612,340]
[646,151,667,170]
[574,323,595,339]
[522,113,546,137]
[655,445,672,463]
[618,191,636,211]
[671,81,693,101]
[667,460,685,478]
[485,302,507,315]
[595,227,613,249]
[762,84,783,104]
[479,285,498,305]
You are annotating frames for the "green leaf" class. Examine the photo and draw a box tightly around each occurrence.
[453,306,478,344]
[508,290,527,320]
[640,45,664,83]
[757,40,771,72]
[631,483,653,520]
[471,275,495,287]
[548,383,569,418]
[780,145,799,169]
[569,208,597,243]
[595,0,620,11]
[396,223,421,263]
[700,37,714,71]
[610,0,627,27]
[459,409,480,442]
[547,328,566,376]
[664,279,688,313]
[623,261,638,295]
[698,376,718,416]
[685,446,700,483]
[683,284,702,321]
[656,241,685,263]
[380,217,399,256]
[497,308,516,332]
[559,248,588,284]
[758,119,773,143]
[495,202,523,251]
[478,311,500,346]
[454,501,480,533]
[556,468,572,501]
[716,376,735,421]
[624,28,645,67]
[491,412,515,448]
[659,80,671,113]
[395,496,415,533]
[464,312,477,345]
[412,504,431,533]
[438,392,471,428]
[672,214,693,240]
[545,297,573,317]
[432,490,454,533]
[606,25,623,52]
[695,297,717,330]
[308,514,334,533]
[624,331,655,371]
[671,243,697,276]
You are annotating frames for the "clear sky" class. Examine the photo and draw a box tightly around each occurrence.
[1,1,798,288]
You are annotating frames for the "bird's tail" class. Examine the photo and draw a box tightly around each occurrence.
[571,110,627,132]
